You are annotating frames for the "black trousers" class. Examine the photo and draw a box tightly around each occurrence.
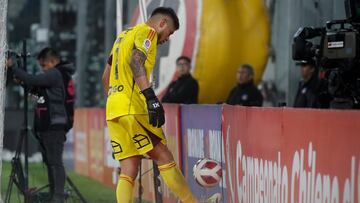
[38,130,66,202]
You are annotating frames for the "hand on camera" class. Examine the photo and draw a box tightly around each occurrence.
[13,78,23,85]
[5,58,13,70]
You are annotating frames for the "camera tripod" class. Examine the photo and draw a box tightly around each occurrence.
[4,41,87,203]
[5,128,87,203]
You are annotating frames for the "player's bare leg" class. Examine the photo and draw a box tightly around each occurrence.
[147,142,174,165]
[117,155,142,203]
[147,143,197,203]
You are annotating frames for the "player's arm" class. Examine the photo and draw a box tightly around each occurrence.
[12,67,60,87]
[102,63,111,96]
[102,55,113,96]
[130,48,164,127]
[129,49,151,90]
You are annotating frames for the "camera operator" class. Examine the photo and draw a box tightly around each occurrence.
[7,47,75,203]
[293,59,331,108]
[293,59,321,108]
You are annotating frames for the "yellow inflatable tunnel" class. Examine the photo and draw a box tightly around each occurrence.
[194,0,270,103]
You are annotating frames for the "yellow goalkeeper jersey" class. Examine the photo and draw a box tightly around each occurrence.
[106,23,158,120]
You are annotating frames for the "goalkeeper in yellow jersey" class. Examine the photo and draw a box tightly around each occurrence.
[102,7,197,203]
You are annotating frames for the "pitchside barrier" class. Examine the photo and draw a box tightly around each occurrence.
[223,106,360,203]
[72,105,360,203]
[181,105,227,202]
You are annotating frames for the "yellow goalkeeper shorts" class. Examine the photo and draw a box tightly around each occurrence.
[107,114,167,160]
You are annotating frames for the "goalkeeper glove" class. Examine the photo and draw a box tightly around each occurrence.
[142,87,165,127]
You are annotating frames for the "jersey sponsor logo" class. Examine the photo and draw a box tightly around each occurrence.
[132,134,151,149]
[108,84,124,96]
[111,140,123,155]
[143,39,151,51]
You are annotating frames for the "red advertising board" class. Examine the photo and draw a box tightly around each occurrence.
[223,105,360,203]
[161,104,183,203]
[88,108,105,182]
[73,108,89,176]
[163,104,183,168]
[73,108,116,188]
[103,121,119,188]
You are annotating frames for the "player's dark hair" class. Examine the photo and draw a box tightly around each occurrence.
[151,7,179,30]
[240,64,254,76]
[37,47,60,60]
[176,56,191,64]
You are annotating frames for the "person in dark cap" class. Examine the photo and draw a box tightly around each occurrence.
[293,59,322,108]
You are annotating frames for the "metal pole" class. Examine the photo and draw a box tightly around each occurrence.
[40,0,50,30]
[75,0,88,107]
[105,0,116,56]
[152,162,162,203]
[22,40,29,203]
[116,0,123,36]
[138,162,142,203]
[138,0,147,23]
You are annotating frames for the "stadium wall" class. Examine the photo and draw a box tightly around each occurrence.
[72,105,360,202]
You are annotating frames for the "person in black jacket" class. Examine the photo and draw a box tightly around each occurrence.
[8,47,75,203]
[226,64,263,106]
[162,56,199,104]
[293,59,322,108]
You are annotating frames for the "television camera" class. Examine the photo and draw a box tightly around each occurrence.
[292,0,360,109]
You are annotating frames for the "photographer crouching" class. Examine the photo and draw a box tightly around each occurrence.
[6,47,75,203]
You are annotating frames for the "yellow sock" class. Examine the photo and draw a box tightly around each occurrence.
[158,162,197,203]
[116,174,134,203]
